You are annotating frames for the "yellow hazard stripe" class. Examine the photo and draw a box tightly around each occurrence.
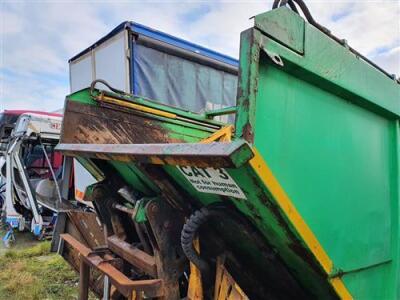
[99,95,177,119]
[330,277,353,299]
[249,148,352,299]
[201,125,234,143]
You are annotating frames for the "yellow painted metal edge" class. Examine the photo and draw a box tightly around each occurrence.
[214,257,249,300]
[98,94,177,119]
[249,148,352,299]
[201,125,234,143]
[330,277,353,299]
[188,238,203,299]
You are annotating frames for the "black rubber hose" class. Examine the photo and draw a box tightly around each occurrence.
[181,207,220,279]
[287,0,299,13]
[290,0,316,24]
[272,0,281,9]
[90,79,126,96]
[273,0,299,13]
[272,0,395,80]
[273,0,330,34]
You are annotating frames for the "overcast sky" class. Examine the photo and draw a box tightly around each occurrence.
[1,0,399,112]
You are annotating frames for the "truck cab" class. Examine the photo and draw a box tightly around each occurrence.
[1,111,65,240]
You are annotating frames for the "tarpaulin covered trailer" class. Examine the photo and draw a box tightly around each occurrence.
[69,21,238,120]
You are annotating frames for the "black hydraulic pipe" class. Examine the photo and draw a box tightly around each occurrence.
[272,0,398,81]
[181,207,223,280]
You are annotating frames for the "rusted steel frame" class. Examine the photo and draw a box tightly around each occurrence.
[235,28,262,143]
[61,234,164,298]
[87,256,163,297]
[56,140,247,158]
[66,211,106,249]
[58,226,104,297]
[61,233,92,256]
[136,164,187,211]
[113,203,136,216]
[145,199,187,300]
[89,184,123,239]
[79,259,90,300]
[56,140,253,168]
[107,235,158,278]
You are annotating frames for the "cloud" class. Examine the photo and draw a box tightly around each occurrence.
[180,2,268,57]
[324,2,399,53]
[0,0,399,112]
[0,70,68,111]
[371,46,400,76]
[0,10,23,35]
[308,1,400,75]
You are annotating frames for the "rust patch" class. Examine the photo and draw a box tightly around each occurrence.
[59,214,104,297]
[138,164,189,211]
[61,233,164,298]
[67,211,106,248]
[61,101,183,145]
[57,140,252,169]
[242,122,254,144]
[242,98,250,109]
[248,174,324,277]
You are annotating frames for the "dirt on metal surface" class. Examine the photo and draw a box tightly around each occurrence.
[107,235,158,277]
[61,100,183,145]
[67,211,106,248]
[61,233,164,298]
[56,140,253,169]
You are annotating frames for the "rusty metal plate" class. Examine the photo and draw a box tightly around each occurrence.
[56,140,253,168]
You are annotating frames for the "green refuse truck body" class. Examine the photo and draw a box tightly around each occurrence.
[56,5,400,299]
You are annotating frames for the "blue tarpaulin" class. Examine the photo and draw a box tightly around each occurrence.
[132,43,237,116]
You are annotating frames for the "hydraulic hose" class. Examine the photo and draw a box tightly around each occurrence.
[181,207,221,279]
[272,0,328,33]
[271,0,397,80]
[90,79,127,97]
[273,0,298,13]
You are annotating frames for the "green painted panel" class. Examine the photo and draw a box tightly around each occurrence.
[108,161,158,196]
[235,8,400,297]
[254,10,399,118]
[255,7,304,54]
[254,62,393,271]
[342,262,393,300]
[67,88,97,105]
[163,164,337,297]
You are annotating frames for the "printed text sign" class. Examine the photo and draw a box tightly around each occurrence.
[177,166,246,199]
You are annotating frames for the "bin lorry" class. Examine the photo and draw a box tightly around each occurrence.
[55,1,400,299]
[0,110,92,243]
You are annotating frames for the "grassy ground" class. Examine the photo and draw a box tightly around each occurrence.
[0,230,88,300]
